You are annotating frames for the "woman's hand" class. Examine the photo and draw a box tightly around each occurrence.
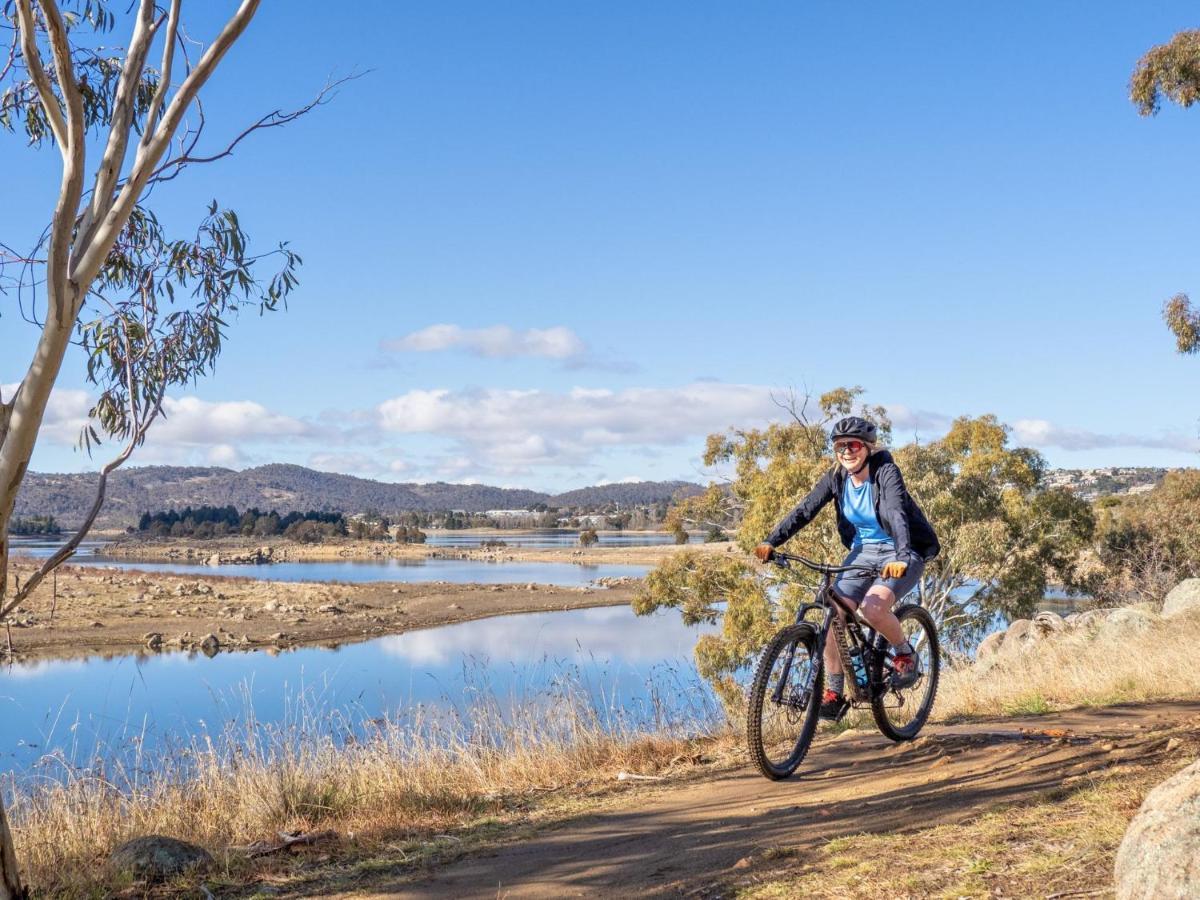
[881,560,908,580]
[753,543,775,563]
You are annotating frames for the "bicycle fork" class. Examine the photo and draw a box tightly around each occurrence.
[770,632,821,710]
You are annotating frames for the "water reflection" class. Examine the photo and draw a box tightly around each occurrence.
[0,605,718,774]
[71,557,649,586]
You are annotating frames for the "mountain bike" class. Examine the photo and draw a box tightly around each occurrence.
[745,551,940,780]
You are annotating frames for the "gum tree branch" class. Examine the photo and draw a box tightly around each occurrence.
[13,0,66,151]
[72,0,262,292]
[140,0,181,146]
[79,0,156,250]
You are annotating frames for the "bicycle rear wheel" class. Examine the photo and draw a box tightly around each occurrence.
[870,604,939,741]
[746,623,823,780]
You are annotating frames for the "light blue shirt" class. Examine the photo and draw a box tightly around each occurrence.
[842,476,894,548]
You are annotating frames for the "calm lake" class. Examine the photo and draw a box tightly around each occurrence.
[0,604,720,775]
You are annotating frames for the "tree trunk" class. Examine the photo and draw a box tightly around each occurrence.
[0,528,24,899]
[0,807,23,900]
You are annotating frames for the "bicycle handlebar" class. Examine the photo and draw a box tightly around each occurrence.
[769,551,879,576]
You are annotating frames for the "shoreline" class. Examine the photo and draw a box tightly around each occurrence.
[92,533,730,566]
[1,541,737,663]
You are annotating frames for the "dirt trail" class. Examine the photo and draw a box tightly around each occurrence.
[318,702,1200,899]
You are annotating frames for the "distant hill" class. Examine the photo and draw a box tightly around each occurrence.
[13,465,704,528]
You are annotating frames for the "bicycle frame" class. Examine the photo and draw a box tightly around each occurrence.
[771,553,901,706]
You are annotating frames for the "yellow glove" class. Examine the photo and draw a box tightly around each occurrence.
[881,560,908,580]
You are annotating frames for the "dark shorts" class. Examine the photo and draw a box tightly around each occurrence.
[833,543,924,606]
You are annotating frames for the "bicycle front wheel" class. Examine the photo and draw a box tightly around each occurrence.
[870,604,940,741]
[746,623,823,780]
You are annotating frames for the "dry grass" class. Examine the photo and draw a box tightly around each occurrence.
[9,672,729,896]
[732,730,1200,899]
[12,608,1200,895]
[934,610,1200,722]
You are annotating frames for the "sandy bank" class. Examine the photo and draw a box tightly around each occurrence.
[0,559,640,663]
[97,533,737,566]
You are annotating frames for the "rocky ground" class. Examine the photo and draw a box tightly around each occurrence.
[97,533,734,566]
[0,538,739,661]
[0,558,643,661]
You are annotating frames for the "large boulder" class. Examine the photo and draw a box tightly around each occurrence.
[1032,611,1067,637]
[1115,757,1200,898]
[109,835,213,881]
[975,631,1005,662]
[1162,579,1200,619]
[1002,618,1034,651]
[1072,608,1115,632]
[1102,607,1157,634]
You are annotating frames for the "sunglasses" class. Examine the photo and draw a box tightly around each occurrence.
[834,440,865,456]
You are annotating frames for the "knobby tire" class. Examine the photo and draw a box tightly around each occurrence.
[746,623,823,780]
[870,604,940,741]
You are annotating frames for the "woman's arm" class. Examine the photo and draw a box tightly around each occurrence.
[764,469,836,547]
[876,461,915,561]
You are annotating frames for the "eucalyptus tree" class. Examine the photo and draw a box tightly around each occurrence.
[1131,28,1200,353]
[0,1,336,893]
[636,391,1093,706]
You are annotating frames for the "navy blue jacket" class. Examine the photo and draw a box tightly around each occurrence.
[765,450,940,562]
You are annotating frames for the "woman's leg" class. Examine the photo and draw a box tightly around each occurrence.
[857,586,907,647]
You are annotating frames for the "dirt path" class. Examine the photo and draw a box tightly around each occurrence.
[306,702,1200,899]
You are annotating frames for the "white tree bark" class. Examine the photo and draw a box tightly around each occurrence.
[0,3,265,894]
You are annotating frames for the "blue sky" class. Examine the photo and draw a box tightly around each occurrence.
[3,1,1200,490]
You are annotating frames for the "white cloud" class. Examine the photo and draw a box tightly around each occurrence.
[152,397,314,445]
[309,452,384,475]
[883,404,954,434]
[1,383,92,445]
[1012,419,1200,453]
[375,382,778,475]
[207,444,241,466]
[382,324,586,360]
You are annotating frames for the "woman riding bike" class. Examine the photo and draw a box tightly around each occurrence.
[754,416,940,722]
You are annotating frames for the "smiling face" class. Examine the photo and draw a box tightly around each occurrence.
[834,439,869,472]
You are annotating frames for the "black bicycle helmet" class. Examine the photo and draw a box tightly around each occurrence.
[830,416,877,444]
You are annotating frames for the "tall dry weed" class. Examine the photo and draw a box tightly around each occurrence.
[935,610,1200,720]
[8,666,724,894]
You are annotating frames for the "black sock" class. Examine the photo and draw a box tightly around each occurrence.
[828,673,845,696]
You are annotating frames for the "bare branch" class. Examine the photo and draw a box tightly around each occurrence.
[13,0,67,151]
[2,380,165,618]
[147,72,360,184]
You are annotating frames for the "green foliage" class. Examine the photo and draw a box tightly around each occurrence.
[1131,34,1200,354]
[894,417,1094,638]
[1163,294,1200,354]
[637,395,1096,686]
[9,515,61,536]
[1085,470,1200,604]
[1131,29,1200,115]
[137,505,345,540]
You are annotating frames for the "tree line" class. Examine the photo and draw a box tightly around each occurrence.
[134,506,427,544]
[9,515,62,536]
